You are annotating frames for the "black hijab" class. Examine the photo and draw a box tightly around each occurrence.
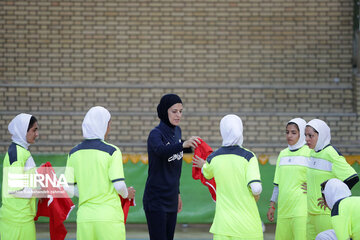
[157,94,182,128]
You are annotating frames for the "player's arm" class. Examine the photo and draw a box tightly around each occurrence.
[267,184,278,222]
[246,155,262,199]
[332,149,359,189]
[113,181,135,199]
[249,181,262,202]
[270,185,279,203]
[63,184,79,198]
[267,154,281,221]
[343,174,359,190]
[202,160,214,180]
[192,155,206,168]
[250,181,262,196]
[64,154,78,198]
[110,149,135,199]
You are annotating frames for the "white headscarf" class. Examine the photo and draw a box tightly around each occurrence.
[307,119,331,152]
[8,113,33,149]
[82,106,111,140]
[288,118,307,150]
[220,114,243,147]
[322,178,351,210]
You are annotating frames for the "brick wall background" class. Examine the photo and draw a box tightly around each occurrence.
[1,0,359,156]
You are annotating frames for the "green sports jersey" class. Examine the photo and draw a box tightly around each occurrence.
[331,197,360,240]
[65,139,125,222]
[273,145,310,218]
[203,145,263,239]
[0,143,36,223]
[307,145,357,215]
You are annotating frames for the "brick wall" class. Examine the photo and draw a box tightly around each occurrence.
[1,0,359,156]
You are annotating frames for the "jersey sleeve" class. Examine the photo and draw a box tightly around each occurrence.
[273,154,281,186]
[65,154,76,184]
[202,162,214,180]
[331,151,357,181]
[246,155,261,185]
[108,149,125,182]
[332,215,350,240]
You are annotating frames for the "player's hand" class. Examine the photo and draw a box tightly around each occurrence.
[301,182,307,194]
[183,136,201,149]
[178,194,183,213]
[267,207,275,222]
[192,155,206,168]
[317,197,329,211]
[127,186,136,199]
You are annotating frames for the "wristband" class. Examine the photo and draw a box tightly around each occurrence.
[270,205,275,210]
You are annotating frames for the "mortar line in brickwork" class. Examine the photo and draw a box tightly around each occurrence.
[0,83,353,90]
[0,111,357,117]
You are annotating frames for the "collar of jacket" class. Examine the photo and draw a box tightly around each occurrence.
[159,120,176,133]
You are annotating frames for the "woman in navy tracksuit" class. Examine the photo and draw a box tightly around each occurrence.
[143,94,200,240]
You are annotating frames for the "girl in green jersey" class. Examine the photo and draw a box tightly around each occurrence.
[267,118,310,240]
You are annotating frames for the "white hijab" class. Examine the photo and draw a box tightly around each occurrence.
[322,178,351,209]
[82,106,111,140]
[288,118,307,150]
[8,113,33,149]
[307,119,331,152]
[220,114,243,147]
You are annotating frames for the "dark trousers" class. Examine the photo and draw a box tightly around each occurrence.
[145,210,177,240]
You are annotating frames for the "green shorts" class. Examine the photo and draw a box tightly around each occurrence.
[275,216,307,240]
[306,213,332,240]
[77,221,126,240]
[0,219,36,240]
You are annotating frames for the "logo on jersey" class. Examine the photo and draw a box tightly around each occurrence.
[168,151,183,162]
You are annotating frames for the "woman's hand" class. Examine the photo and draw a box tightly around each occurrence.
[301,182,307,194]
[127,186,136,199]
[192,155,206,168]
[317,197,329,211]
[183,136,201,149]
[178,194,183,213]
[267,202,276,222]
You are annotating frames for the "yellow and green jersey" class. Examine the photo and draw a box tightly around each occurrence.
[331,196,360,240]
[65,139,125,223]
[0,143,36,223]
[273,145,310,218]
[203,145,263,239]
[307,145,357,215]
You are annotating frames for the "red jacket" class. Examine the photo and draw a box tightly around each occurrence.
[34,162,75,240]
[119,195,135,223]
[192,139,216,201]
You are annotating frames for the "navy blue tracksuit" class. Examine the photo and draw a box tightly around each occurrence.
[143,121,184,240]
